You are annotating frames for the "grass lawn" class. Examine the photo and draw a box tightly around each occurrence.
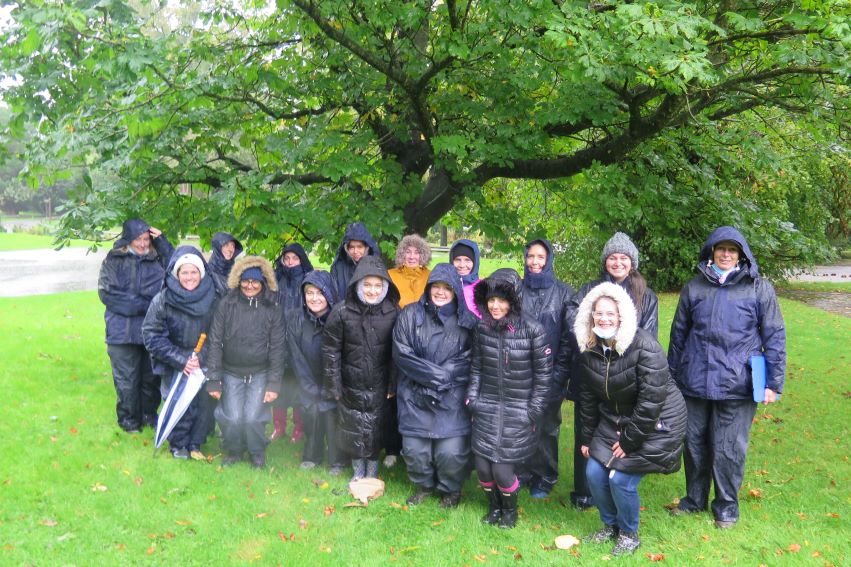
[0,292,848,566]
[0,232,92,251]
[775,281,851,293]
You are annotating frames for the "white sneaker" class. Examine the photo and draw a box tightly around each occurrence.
[382,455,397,468]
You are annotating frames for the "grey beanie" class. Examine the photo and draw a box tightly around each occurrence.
[601,232,639,269]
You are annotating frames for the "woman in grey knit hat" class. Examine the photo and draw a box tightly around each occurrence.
[564,232,659,510]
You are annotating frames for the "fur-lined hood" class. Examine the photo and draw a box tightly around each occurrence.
[573,282,637,356]
[227,255,279,293]
[474,268,523,323]
[394,234,432,268]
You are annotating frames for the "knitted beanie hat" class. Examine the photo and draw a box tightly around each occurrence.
[601,232,639,269]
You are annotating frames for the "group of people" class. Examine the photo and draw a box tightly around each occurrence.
[98,220,785,556]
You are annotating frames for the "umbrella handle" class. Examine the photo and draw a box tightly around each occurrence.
[193,333,207,355]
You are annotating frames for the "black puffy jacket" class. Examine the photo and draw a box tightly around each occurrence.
[205,256,286,394]
[286,270,338,411]
[323,256,400,458]
[521,239,576,403]
[574,282,685,475]
[393,263,477,439]
[98,219,174,345]
[142,246,222,377]
[466,269,551,463]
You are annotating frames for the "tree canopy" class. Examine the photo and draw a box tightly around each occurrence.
[1,0,848,278]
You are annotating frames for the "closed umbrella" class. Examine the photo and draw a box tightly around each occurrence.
[154,333,207,449]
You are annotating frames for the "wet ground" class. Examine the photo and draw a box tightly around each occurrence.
[0,247,106,297]
[776,289,851,318]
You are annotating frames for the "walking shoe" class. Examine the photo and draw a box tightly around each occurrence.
[222,453,242,467]
[365,459,379,479]
[142,414,158,429]
[571,494,595,510]
[123,426,141,434]
[299,461,317,470]
[250,453,266,469]
[714,520,736,529]
[529,487,550,499]
[406,488,434,506]
[586,525,619,544]
[439,492,462,509]
[498,490,519,529]
[382,454,397,468]
[481,487,502,525]
[172,448,190,459]
[351,459,367,481]
[668,505,697,517]
[189,450,206,461]
[612,532,641,556]
[328,464,345,477]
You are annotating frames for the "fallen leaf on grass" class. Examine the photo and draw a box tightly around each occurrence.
[277,532,295,541]
[40,519,58,527]
[134,476,143,486]
[701,534,710,541]
[473,554,487,562]
[299,519,309,530]
[788,544,801,553]
[748,489,763,498]
[115,543,126,551]
[146,546,156,555]
[554,535,580,550]
[69,427,78,435]
[646,553,665,561]
[826,512,840,518]
[324,506,335,516]
[811,551,822,557]
[431,519,444,527]
[91,482,108,492]
[175,520,192,526]
[319,544,331,552]
[796,512,807,520]
[514,553,523,560]
[255,512,269,519]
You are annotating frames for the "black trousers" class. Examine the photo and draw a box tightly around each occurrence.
[107,344,160,430]
[302,406,345,467]
[679,396,756,522]
[518,399,562,491]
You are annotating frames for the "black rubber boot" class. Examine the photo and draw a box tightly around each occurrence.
[481,486,502,525]
[498,490,518,529]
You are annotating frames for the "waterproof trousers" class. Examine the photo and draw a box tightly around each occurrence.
[402,435,471,494]
[107,344,160,431]
[678,396,757,522]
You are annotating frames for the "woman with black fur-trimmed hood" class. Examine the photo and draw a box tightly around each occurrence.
[465,268,551,529]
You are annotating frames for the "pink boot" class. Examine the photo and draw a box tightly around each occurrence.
[290,407,304,443]
[269,406,287,441]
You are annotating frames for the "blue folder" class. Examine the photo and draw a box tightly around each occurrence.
[750,354,767,402]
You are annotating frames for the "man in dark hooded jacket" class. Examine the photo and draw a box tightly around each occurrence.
[517,238,576,499]
[323,256,400,480]
[393,263,478,508]
[328,222,380,300]
[668,226,785,529]
[98,218,174,433]
[207,232,244,296]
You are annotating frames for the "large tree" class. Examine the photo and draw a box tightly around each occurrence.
[1,0,847,257]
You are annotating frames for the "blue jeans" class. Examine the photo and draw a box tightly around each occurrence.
[215,372,270,456]
[586,457,645,534]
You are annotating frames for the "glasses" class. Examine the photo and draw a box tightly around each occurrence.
[240,279,262,287]
[592,311,619,321]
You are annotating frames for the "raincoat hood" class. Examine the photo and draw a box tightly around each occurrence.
[334,222,379,265]
[346,255,400,306]
[114,218,151,249]
[474,268,522,323]
[449,239,481,284]
[208,231,244,275]
[523,238,556,289]
[301,269,338,312]
[419,263,477,329]
[276,242,314,275]
[227,255,279,293]
[698,226,758,278]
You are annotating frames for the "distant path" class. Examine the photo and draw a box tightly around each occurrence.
[0,247,106,297]
[789,261,851,282]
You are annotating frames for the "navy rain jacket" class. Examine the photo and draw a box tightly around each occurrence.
[668,226,786,400]
[329,222,380,300]
[208,232,243,295]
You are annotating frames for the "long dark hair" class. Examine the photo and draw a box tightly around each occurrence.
[627,269,647,317]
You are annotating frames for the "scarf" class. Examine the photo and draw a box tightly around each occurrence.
[164,274,216,317]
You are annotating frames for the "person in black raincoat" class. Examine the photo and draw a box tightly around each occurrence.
[328,222,380,300]
[206,255,285,469]
[517,238,576,499]
[668,226,785,529]
[466,269,551,529]
[323,256,400,481]
[271,242,314,443]
[392,263,478,508]
[567,231,659,508]
[574,282,686,556]
[142,246,222,459]
[98,219,174,433]
[285,270,346,474]
[207,232,243,295]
